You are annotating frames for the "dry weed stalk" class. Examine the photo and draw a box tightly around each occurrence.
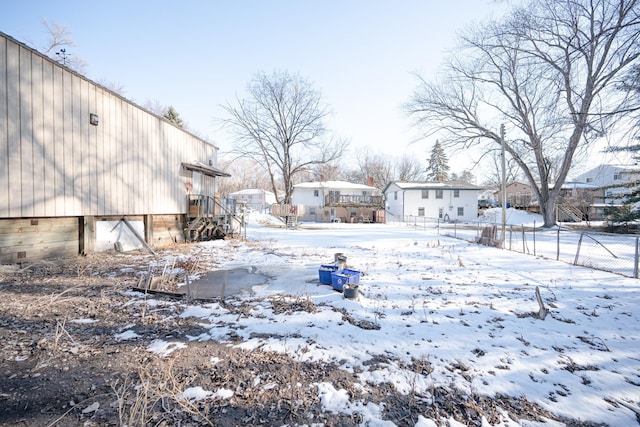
[53,318,75,352]
[115,355,214,426]
[22,285,81,317]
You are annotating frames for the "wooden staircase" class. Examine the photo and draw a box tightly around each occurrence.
[185,195,239,241]
[556,204,583,222]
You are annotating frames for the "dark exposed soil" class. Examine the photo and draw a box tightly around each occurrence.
[0,244,604,426]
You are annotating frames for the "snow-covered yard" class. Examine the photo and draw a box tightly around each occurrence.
[129,212,640,426]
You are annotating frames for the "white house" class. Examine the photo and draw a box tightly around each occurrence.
[572,164,640,220]
[575,164,640,204]
[383,181,480,222]
[229,189,277,212]
[291,181,384,223]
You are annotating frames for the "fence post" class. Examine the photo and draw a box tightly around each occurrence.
[509,225,513,251]
[635,237,639,279]
[556,228,560,261]
[454,221,457,238]
[533,221,536,257]
[574,233,584,266]
[522,226,526,253]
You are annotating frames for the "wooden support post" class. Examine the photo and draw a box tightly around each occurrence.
[121,218,158,256]
[535,286,547,320]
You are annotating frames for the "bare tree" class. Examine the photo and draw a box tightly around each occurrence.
[346,149,394,189]
[97,79,127,95]
[406,0,640,227]
[449,170,475,184]
[481,149,526,188]
[222,71,347,204]
[40,20,87,73]
[216,158,272,196]
[394,154,425,182]
[306,159,349,182]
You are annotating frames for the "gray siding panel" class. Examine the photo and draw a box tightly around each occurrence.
[7,42,21,217]
[32,54,46,217]
[96,88,106,214]
[42,59,56,215]
[53,65,65,216]
[1,32,222,219]
[19,46,34,216]
[62,70,74,214]
[0,37,8,217]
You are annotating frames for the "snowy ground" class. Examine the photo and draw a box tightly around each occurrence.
[127,212,640,426]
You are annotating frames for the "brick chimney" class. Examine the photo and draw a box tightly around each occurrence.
[368,176,374,187]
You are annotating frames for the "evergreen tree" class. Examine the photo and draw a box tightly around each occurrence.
[164,106,184,128]
[426,140,449,182]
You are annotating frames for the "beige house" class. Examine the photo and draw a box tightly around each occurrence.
[493,182,534,208]
[0,32,231,264]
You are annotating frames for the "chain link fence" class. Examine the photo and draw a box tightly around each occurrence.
[398,215,640,279]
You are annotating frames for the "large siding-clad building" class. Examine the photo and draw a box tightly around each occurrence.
[0,32,229,263]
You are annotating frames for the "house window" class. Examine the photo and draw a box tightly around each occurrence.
[313,189,319,197]
[606,191,613,197]
[329,190,340,196]
[438,208,444,219]
[614,173,621,180]
[586,177,593,183]
[418,207,425,216]
[453,189,459,198]
[362,190,371,196]
[457,207,464,216]
[421,189,429,199]
[309,208,316,215]
[435,190,443,199]
[394,191,398,200]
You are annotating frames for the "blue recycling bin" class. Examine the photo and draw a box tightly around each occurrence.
[318,264,339,285]
[331,268,360,291]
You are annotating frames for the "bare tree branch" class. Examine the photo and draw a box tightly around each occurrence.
[406,0,640,226]
[221,71,346,204]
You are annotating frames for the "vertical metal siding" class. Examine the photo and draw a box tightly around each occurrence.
[0,37,8,217]
[52,65,65,216]
[42,58,56,215]
[96,88,106,214]
[20,46,35,216]
[32,54,46,217]
[62,70,74,213]
[1,33,221,219]
[6,41,20,217]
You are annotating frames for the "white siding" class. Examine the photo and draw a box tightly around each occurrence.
[1,32,220,218]
[384,183,479,222]
[384,183,404,219]
[292,187,324,207]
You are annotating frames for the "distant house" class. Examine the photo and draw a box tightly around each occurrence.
[229,189,277,212]
[383,181,480,222]
[291,181,384,223]
[575,164,640,204]
[555,181,599,221]
[492,182,534,208]
[0,31,232,264]
[573,164,640,220]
